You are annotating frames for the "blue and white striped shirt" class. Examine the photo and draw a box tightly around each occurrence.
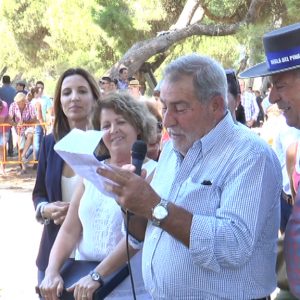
[143,113,282,299]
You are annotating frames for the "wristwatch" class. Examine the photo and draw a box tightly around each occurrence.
[89,270,104,286]
[152,199,169,227]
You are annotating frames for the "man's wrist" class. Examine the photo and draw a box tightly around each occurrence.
[151,199,169,227]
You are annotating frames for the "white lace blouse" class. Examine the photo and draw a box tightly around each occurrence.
[75,159,157,299]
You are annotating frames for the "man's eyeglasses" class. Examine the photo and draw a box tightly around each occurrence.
[99,81,109,85]
[225,69,241,96]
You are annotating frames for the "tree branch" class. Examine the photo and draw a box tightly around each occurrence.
[108,0,269,79]
[171,0,203,29]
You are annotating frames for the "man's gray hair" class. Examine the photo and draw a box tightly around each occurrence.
[163,53,227,104]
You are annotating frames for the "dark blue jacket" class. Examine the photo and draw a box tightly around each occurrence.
[32,133,64,271]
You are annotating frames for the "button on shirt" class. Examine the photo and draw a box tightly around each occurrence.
[143,113,282,299]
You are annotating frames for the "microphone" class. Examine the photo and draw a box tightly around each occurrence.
[127,141,147,300]
[131,140,147,176]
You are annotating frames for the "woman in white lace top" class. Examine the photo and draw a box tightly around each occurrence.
[40,92,158,300]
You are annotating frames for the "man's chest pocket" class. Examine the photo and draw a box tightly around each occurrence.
[177,180,221,216]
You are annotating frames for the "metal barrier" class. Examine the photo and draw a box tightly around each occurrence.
[0,122,47,165]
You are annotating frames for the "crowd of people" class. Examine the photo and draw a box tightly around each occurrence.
[2,21,300,300]
[0,77,53,175]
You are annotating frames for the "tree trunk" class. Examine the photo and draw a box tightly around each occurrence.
[109,22,240,79]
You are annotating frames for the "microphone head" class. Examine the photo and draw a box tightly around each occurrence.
[131,140,147,160]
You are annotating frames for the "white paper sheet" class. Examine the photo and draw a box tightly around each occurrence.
[54,128,115,195]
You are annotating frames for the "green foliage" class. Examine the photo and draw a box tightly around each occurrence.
[0,0,297,94]
[93,0,167,54]
[2,0,51,63]
[0,0,105,93]
[203,0,245,16]
[93,0,133,53]
[284,0,300,23]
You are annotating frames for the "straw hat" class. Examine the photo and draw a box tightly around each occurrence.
[129,79,140,86]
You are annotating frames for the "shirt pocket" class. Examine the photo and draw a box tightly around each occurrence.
[176,178,221,216]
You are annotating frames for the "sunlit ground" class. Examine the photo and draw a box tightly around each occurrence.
[0,168,41,300]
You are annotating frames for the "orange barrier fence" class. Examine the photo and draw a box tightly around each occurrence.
[0,122,47,165]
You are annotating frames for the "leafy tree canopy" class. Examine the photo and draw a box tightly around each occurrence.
[0,0,298,94]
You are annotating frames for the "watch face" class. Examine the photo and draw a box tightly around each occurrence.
[153,205,168,220]
[92,272,100,281]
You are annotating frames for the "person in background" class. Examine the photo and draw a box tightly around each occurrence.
[31,86,45,162]
[32,68,101,294]
[145,100,163,161]
[272,113,299,230]
[225,69,246,125]
[16,80,28,94]
[0,75,16,107]
[18,89,37,163]
[99,53,282,299]
[39,92,157,300]
[117,67,129,90]
[0,99,9,175]
[239,22,300,299]
[0,75,16,156]
[32,81,53,167]
[99,76,112,96]
[128,79,144,100]
[152,81,170,145]
[8,92,37,174]
[35,80,53,125]
[239,79,260,128]
[261,82,273,118]
[254,90,265,127]
[111,79,118,93]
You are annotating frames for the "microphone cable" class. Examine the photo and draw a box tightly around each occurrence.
[125,210,137,300]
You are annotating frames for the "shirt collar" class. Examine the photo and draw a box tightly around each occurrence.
[200,111,235,156]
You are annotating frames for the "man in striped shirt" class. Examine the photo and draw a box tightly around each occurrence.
[99,54,282,299]
[239,79,260,128]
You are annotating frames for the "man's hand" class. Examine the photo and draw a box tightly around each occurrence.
[43,202,70,225]
[97,165,160,219]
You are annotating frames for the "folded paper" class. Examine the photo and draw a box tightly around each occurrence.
[54,128,115,196]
